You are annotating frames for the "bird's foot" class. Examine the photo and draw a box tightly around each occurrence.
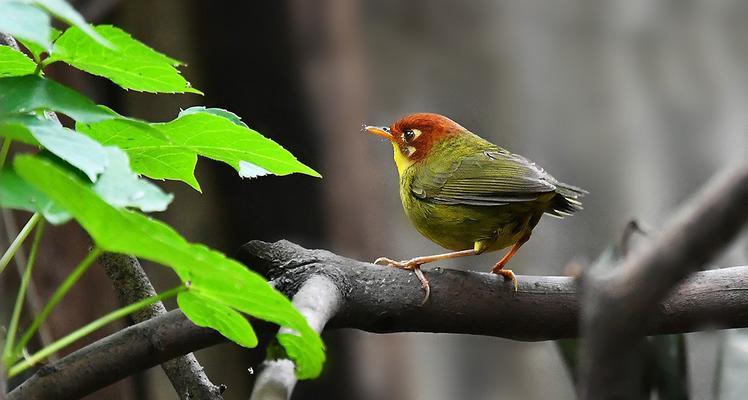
[374,257,431,305]
[492,267,518,292]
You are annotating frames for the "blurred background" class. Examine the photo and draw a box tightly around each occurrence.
[2,0,748,399]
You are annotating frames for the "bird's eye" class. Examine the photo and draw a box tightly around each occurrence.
[403,129,421,142]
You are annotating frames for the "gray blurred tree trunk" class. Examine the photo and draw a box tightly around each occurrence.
[289,1,405,399]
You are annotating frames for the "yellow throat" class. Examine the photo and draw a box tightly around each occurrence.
[392,141,415,176]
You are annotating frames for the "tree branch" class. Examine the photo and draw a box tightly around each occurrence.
[8,240,748,399]
[6,163,747,400]
[579,163,748,399]
[249,275,342,400]
[7,310,223,400]
[98,253,224,400]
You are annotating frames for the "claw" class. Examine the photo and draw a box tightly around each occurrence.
[374,256,431,305]
[374,256,395,266]
[374,257,403,268]
[412,267,431,305]
[493,269,518,292]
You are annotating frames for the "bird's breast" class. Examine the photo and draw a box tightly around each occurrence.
[399,185,530,252]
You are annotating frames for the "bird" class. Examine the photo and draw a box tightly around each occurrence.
[365,113,586,303]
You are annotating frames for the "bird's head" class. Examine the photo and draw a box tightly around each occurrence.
[365,113,465,174]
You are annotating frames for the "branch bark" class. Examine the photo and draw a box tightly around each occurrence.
[579,163,748,399]
[8,241,748,399]
[98,253,224,400]
[6,163,748,400]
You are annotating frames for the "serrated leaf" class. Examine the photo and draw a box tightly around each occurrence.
[0,75,117,122]
[49,25,201,94]
[32,0,110,47]
[0,46,36,77]
[165,113,320,178]
[178,291,258,348]
[0,168,71,224]
[77,119,200,191]
[94,147,173,212]
[179,106,248,128]
[77,110,320,190]
[1,115,108,181]
[0,146,169,219]
[14,155,325,378]
[0,1,52,49]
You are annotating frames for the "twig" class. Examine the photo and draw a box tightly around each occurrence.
[249,275,342,400]
[98,253,224,400]
[7,238,748,399]
[1,209,56,358]
[579,163,748,400]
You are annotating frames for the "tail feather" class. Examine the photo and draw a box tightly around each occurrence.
[546,181,587,218]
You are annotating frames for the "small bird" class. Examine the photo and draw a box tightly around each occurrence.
[365,113,586,302]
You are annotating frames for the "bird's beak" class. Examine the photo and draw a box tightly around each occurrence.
[364,125,394,141]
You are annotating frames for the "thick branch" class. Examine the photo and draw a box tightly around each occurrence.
[580,163,748,399]
[98,253,224,400]
[9,238,748,399]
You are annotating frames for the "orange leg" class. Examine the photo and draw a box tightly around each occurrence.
[491,235,530,291]
[375,249,476,304]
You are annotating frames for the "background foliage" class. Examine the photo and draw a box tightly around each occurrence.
[0,0,325,384]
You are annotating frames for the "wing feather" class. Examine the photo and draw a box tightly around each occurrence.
[411,148,561,206]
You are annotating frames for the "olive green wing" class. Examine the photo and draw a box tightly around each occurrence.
[411,148,585,215]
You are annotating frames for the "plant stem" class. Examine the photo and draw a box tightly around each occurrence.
[0,138,11,169]
[12,247,103,358]
[37,59,56,71]
[8,285,187,377]
[2,219,45,367]
[0,213,41,276]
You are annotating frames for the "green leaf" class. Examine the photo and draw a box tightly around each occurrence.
[49,25,201,94]
[0,46,36,77]
[77,110,320,190]
[163,113,321,178]
[178,291,258,348]
[77,119,200,191]
[179,106,248,128]
[0,1,52,50]
[32,0,110,47]
[19,28,60,61]
[0,146,169,219]
[1,116,109,181]
[0,168,70,224]
[93,147,173,212]
[0,75,117,122]
[277,333,325,379]
[0,115,39,145]
[14,155,325,378]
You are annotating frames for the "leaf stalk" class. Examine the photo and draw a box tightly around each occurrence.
[12,246,103,358]
[0,213,41,276]
[2,219,45,366]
